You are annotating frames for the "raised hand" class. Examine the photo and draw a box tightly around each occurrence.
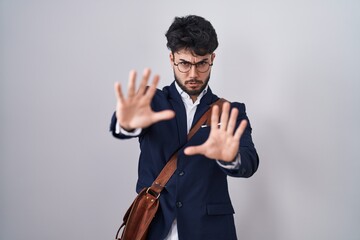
[114,68,175,131]
[184,102,247,162]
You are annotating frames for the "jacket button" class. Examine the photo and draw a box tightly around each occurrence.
[179,171,185,176]
[176,201,183,208]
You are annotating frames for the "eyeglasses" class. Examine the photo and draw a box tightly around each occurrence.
[173,61,213,73]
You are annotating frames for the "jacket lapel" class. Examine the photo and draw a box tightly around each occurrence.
[167,82,188,146]
[191,87,219,129]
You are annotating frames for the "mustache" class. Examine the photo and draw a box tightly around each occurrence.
[185,79,203,84]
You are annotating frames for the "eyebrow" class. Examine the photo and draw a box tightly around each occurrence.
[178,58,209,63]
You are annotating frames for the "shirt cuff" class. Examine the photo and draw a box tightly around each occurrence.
[216,153,241,170]
[115,121,142,136]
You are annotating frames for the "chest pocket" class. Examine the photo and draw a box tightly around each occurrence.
[189,126,211,145]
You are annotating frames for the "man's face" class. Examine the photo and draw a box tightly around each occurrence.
[170,49,215,97]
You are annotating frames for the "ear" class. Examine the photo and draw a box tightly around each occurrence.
[211,53,216,62]
[169,52,174,64]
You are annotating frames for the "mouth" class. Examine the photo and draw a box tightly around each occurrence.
[185,80,203,88]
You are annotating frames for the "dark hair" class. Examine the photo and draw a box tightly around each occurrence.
[165,15,218,56]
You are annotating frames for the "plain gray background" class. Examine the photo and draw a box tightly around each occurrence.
[1,0,359,239]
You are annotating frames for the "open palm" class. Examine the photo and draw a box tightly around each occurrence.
[114,68,175,131]
[184,102,247,162]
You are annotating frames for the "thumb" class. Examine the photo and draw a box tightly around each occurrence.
[184,145,204,156]
[152,110,175,122]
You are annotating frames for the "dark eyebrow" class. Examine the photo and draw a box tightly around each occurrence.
[179,58,209,64]
[178,59,190,63]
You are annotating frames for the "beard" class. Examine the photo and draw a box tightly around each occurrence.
[174,72,211,97]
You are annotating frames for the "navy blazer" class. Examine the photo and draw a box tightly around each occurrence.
[110,82,259,240]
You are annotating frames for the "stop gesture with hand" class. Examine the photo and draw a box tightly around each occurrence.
[114,68,175,131]
[184,102,248,162]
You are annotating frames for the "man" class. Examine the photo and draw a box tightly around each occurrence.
[110,15,259,240]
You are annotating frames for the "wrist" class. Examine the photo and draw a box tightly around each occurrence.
[121,125,135,132]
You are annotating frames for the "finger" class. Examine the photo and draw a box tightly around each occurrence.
[234,119,248,141]
[136,68,150,96]
[114,82,125,103]
[210,105,220,131]
[144,74,160,101]
[127,70,137,98]
[226,108,239,135]
[219,102,230,131]
[152,110,175,122]
[184,145,205,156]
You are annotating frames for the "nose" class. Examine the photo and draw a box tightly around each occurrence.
[188,65,198,78]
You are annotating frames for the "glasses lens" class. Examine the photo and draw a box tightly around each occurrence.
[178,62,191,73]
[196,62,210,73]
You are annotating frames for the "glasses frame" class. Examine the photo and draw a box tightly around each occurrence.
[173,61,213,73]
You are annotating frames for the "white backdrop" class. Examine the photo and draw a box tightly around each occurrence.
[1,1,359,239]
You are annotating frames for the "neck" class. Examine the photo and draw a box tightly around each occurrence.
[190,95,198,103]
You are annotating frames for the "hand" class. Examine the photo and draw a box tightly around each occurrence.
[184,102,247,162]
[114,68,175,131]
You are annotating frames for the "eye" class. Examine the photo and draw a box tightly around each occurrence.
[196,61,207,67]
[179,62,191,67]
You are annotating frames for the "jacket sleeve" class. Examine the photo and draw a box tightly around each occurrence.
[109,112,141,139]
